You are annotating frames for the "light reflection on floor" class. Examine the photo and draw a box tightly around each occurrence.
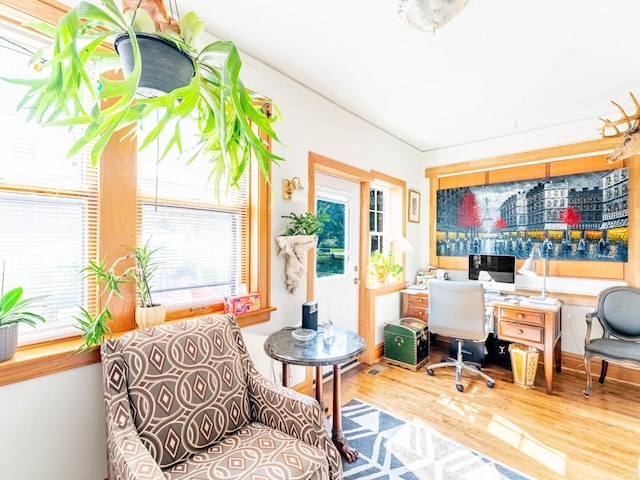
[486,414,566,475]
[434,391,567,476]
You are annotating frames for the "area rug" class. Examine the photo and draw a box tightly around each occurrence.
[341,399,534,480]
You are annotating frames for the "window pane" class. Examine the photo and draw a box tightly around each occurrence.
[0,192,87,326]
[370,236,379,252]
[142,205,239,305]
[138,124,249,307]
[0,27,97,344]
[377,190,384,211]
[316,199,345,277]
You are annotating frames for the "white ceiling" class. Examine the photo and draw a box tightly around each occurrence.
[171,0,640,154]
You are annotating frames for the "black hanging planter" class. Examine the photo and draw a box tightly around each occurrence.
[114,32,196,98]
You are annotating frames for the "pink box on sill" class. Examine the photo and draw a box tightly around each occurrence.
[224,293,261,315]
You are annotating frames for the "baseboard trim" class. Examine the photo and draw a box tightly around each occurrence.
[371,341,640,386]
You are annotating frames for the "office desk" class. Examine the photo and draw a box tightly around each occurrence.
[492,299,562,394]
[402,289,562,394]
[263,327,366,462]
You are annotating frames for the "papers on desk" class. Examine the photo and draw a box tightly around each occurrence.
[520,296,559,307]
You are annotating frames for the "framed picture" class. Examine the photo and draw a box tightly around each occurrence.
[408,189,421,223]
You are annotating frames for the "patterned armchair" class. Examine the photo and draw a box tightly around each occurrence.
[100,313,343,479]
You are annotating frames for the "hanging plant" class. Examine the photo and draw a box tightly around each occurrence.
[2,0,284,191]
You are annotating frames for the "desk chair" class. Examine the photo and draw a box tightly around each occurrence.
[427,280,495,392]
[584,286,640,397]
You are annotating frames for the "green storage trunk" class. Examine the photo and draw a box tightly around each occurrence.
[383,317,430,371]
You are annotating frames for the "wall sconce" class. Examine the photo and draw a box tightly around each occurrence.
[283,176,304,200]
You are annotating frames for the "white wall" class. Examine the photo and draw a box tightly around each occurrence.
[0,364,106,480]
[239,53,425,337]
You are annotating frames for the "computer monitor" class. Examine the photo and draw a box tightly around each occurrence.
[468,254,516,293]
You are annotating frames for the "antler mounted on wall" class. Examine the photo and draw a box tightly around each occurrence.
[599,92,640,163]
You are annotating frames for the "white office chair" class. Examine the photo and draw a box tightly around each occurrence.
[427,280,495,392]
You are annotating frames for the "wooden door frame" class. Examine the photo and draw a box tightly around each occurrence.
[307,152,372,361]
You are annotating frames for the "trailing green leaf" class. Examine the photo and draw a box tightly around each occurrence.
[0,287,47,328]
[2,0,284,194]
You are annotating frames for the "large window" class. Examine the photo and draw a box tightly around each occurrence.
[0,17,270,354]
[137,141,250,307]
[0,26,98,345]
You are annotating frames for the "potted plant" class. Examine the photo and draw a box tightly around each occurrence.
[280,212,327,236]
[3,0,283,191]
[369,250,403,285]
[276,212,328,294]
[0,287,46,362]
[75,239,163,351]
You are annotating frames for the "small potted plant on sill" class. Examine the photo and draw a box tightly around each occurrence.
[0,286,46,362]
[276,212,329,294]
[369,250,403,285]
[2,0,283,192]
[75,238,163,352]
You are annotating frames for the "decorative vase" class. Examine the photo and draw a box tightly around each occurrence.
[135,304,166,329]
[114,32,195,98]
[275,235,318,294]
[0,323,19,363]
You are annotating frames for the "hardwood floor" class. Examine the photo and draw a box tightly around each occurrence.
[329,343,640,480]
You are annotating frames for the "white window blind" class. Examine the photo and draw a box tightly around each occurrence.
[0,26,98,344]
[137,131,249,308]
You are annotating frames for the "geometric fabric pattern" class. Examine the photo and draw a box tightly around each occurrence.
[100,314,343,480]
[341,399,534,480]
[164,422,328,479]
[120,318,252,467]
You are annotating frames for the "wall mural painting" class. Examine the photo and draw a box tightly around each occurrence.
[436,168,629,262]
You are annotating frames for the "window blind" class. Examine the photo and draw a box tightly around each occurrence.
[137,129,249,308]
[0,26,98,344]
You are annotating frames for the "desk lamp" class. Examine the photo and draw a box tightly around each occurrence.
[518,245,551,302]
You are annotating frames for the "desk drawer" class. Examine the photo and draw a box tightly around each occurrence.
[499,308,544,326]
[408,294,429,307]
[407,304,428,321]
[499,321,543,344]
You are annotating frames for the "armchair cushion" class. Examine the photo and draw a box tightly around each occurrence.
[118,317,252,467]
[164,422,329,479]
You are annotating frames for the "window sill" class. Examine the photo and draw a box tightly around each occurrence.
[0,307,275,387]
[365,281,408,295]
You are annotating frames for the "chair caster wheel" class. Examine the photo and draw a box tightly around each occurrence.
[456,384,464,392]
[427,369,434,376]
[487,381,495,388]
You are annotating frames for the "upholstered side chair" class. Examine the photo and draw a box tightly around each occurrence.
[100,313,343,479]
[584,286,640,397]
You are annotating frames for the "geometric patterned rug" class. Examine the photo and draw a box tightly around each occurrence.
[341,399,536,480]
